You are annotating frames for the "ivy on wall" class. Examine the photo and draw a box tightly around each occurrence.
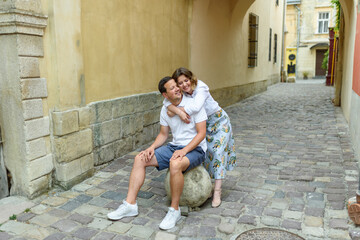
[331,0,341,33]
[322,49,329,70]
[322,0,341,71]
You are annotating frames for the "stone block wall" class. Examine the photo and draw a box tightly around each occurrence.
[211,80,268,108]
[90,92,162,166]
[268,73,281,86]
[51,92,163,189]
[19,39,53,197]
[51,109,93,189]
[0,4,52,198]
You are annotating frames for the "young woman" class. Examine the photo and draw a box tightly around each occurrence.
[164,67,236,208]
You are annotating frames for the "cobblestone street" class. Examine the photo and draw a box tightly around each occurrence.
[0,82,359,239]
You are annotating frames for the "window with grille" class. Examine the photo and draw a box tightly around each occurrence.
[274,34,278,63]
[269,28,272,61]
[248,13,259,68]
[318,12,329,34]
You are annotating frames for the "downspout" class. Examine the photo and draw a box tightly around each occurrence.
[295,5,301,80]
[333,9,344,106]
[281,0,286,82]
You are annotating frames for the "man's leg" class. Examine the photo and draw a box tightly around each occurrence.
[169,157,190,210]
[159,146,205,230]
[107,152,158,220]
[127,153,159,204]
[159,156,189,230]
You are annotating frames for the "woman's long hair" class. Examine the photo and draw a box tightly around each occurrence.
[171,67,198,91]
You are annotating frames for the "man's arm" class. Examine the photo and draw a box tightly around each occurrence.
[170,120,206,160]
[141,125,169,162]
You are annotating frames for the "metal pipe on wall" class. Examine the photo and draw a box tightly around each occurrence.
[295,5,301,80]
[281,0,286,82]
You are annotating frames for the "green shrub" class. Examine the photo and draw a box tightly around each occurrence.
[322,50,329,70]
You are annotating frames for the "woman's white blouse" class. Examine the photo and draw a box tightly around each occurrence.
[163,80,220,117]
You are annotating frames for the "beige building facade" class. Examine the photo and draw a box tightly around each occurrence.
[285,0,336,79]
[0,0,285,198]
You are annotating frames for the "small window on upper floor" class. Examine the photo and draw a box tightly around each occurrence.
[318,12,330,34]
[248,13,259,68]
[269,28,272,62]
[276,0,279,6]
[274,34,278,63]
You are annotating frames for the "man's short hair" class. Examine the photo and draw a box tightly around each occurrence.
[158,76,173,94]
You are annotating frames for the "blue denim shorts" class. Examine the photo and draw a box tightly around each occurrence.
[154,144,205,172]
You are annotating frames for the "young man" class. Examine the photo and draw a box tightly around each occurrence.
[107,76,207,230]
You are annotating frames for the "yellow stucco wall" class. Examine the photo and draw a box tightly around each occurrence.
[40,0,285,111]
[190,0,284,89]
[285,5,298,49]
[40,0,190,110]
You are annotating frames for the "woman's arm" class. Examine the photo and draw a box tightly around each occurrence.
[165,96,190,123]
[184,83,209,115]
[167,105,190,123]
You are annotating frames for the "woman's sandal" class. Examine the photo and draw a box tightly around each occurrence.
[212,189,222,208]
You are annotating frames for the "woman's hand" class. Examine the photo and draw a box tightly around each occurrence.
[167,110,176,117]
[177,107,190,124]
[167,105,190,123]
[179,111,190,124]
[170,149,187,161]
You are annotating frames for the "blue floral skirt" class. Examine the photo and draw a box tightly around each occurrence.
[203,109,236,179]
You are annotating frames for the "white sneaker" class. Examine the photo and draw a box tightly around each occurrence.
[159,207,181,230]
[107,200,138,220]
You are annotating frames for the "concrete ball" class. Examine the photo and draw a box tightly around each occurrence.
[164,165,212,207]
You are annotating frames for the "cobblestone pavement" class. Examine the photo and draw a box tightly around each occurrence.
[0,83,359,240]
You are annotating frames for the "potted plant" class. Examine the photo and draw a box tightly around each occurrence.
[303,71,309,79]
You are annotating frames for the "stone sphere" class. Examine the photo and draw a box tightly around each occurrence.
[164,165,212,207]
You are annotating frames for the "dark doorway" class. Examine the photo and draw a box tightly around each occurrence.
[315,49,327,77]
[0,127,9,199]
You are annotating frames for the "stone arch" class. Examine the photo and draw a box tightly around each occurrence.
[338,0,353,24]
[230,0,256,24]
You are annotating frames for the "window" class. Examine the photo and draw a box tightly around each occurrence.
[274,34,278,63]
[276,0,279,6]
[268,28,272,61]
[318,12,329,34]
[248,13,259,68]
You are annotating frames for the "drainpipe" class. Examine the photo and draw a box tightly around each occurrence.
[295,5,301,80]
[281,0,286,82]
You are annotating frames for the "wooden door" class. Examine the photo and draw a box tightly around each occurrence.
[316,49,327,77]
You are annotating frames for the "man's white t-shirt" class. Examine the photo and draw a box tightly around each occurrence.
[160,95,208,153]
